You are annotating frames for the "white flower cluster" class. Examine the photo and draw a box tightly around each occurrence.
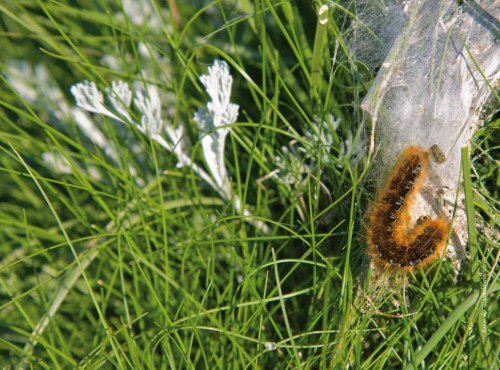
[194,60,239,196]
[70,61,243,197]
[71,80,191,169]
[7,59,267,232]
[71,60,268,232]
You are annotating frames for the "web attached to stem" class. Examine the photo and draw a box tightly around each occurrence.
[348,0,499,271]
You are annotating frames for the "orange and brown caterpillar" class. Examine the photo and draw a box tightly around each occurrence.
[366,146,449,271]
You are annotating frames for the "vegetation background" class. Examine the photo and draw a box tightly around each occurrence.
[0,1,497,368]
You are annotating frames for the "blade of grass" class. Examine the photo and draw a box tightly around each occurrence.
[271,248,303,369]
[403,290,479,370]
[461,145,494,365]
[310,4,329,107]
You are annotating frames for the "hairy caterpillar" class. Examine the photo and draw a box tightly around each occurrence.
[366,146,449,270]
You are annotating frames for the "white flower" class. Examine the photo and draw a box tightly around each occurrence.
[106,81,132,121]
[71,79,191,167]
[5,61,71,120]
[71,81,106,115]
[42,152,72,174]
[71,80,129,125]
[5,61,38,102]
[120,0,162,28]
[198,60,239,128]
[131,84,180,155]
[134,85,163,136]
[194,60,239,195]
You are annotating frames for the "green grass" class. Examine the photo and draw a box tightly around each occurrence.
[0,1,498,369]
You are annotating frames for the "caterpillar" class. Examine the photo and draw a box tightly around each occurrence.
[366,145,449,271]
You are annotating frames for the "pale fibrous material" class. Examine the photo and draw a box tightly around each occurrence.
[349,0,499,269]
